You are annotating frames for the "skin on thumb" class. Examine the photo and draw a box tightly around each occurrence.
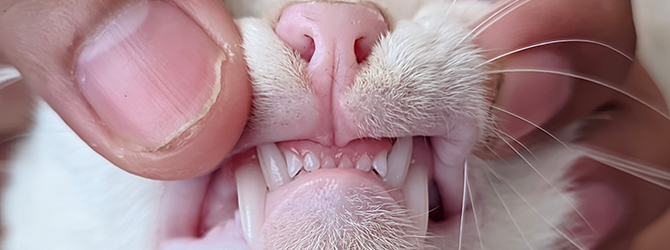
[0,0,251,180]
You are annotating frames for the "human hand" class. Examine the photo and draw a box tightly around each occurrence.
[0,0,251,180]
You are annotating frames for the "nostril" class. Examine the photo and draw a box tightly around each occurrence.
[297,35,315,62]
[354,36,378,64]
[276,3,388,66]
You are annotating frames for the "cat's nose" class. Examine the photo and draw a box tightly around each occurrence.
[275,2,388,91]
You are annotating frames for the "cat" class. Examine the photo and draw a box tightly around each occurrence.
[2,0,669,249]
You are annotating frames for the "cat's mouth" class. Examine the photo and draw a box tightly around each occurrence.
[158,136,465,249]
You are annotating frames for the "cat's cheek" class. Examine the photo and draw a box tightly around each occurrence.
[573,182,626,249]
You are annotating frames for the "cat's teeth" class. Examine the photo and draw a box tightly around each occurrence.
[284,150,303,178]
[235,160,267,248]
[356,155,372,172]
[257,143,291,191]
[338,156,354,169]
[402,161,429,236]
[322,155,336,169]
[384,137,413,188]
[373,150,388,177]
[304,152,321,172]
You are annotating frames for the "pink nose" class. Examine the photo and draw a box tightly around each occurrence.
[275,3,388,94]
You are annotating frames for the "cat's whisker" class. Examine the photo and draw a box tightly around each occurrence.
[485,170,534,250]
[457,160,469,250]
[477,39,633,68]
[471,0,532,40]
[456,0,523,48]
[482,161,587,250]
[493,129,539,161]
[576,146,670,190]
[445,0,458,18]
[466,173,485,250]
[493,130,596,232]
[484,143,511,166]
[491,106,572,150]
[487,69,670,122]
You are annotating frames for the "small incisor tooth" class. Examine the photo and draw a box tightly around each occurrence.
[356,155,372,172]
[373,150,388,177]
[304,152,320,171]
[284,151,303,178]
[322,155,336,169]
[338,156,353,169]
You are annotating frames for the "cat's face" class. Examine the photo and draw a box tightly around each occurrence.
[2,0,670,250]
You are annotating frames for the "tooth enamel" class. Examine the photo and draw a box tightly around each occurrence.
[384,137,413,188]
[257,143,291,191]
[373,150,388,177]
[235,160,267,248]
[322,155,336,169]
[304,152,320,171]
[402,161,429,237]
[338,156,353,169]
[284,150,303,178]
[356,155,372,172]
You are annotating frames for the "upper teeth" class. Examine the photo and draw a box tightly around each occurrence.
[237,137,424,246]
[255,137,414,191]
[256,144,291,191]
[384,137,413,188]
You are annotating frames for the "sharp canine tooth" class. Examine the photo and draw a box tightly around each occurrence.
[284,151,302,178]
[304,152,320,171]
[384,137,413,188]
[339,156,353,169]
[402,161,429,237]
[257,143,291,191]
[373,150,388,177]
[356,155,372,172]
[235,160,266,248]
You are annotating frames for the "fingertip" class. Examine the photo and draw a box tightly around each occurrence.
[1,0,250,180]
[99,0,251,180]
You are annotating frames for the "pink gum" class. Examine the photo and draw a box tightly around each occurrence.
[278,138,392,168]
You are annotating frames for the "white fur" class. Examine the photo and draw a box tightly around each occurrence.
[2,101,164,250]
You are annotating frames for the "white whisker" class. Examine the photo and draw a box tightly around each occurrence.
[446,0,458,18]
[495,131,595,232]
[485,171,534,250]
[488,69,670,122]
[484,163,587,250]
[576,146,670,190]
[493,129,539,161]
[456,0,521,48]
[467,174,484,250]
[484,143,512,165]
[472,0,532,39]
[492,106,571,150]
[458,160,469,250]
[477,39,633,68]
